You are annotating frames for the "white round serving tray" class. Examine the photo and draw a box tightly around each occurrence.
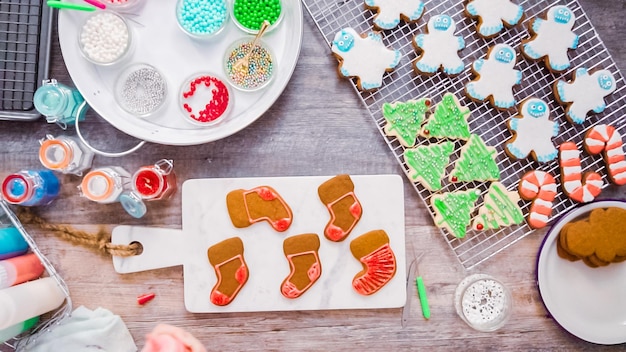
[58,1,303,145]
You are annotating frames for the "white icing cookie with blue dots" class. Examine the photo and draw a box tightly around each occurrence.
[465,43,522,110]
[505,98,559,163]
[521,5,579,72]
[413,15,465,76]
[331,28,402,91]
[554,67,617,125]
[364,0,425,30]
[465,0,524,38]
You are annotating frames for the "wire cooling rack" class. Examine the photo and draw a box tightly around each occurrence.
[302,0,626,269]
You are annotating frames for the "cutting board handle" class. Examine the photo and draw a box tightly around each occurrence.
[112,225,187,274]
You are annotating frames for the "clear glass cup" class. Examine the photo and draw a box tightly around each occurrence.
[176,0,229,40]
[100,0,145,12]
[115,63,168,117]
[223,38,276,92]
[231,0,284,34]
[454,274,512,332]
[78,11,133,66]
[179,72,233,127]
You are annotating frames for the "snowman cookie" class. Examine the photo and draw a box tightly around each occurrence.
[521,5,579,72]
[365,0,425,30]
[505,98,559,163]
[465,0,524,38]
[465,43,522,110]
[554,67,617,124]
[413,14,465,76]
[331,28,402,91]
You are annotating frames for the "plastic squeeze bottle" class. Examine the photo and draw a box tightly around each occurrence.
[0,227,29,260]
[0,277,66,330]
[0,253,45,289]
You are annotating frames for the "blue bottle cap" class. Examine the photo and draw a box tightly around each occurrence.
[1,174,32,205]
[33,80,69,118]
[120,192,147,219]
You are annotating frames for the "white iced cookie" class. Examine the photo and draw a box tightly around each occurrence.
[465,43,522,110]
[554,67,617,124]
[471,182,524,231]
[521,5,579,72]
[413,14,465,76]
[465,0,524,38]
[365,0,425,30]
[505,98,559,163]
[331,28,402,91]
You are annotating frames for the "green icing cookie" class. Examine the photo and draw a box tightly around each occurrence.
[431,189,481,239]
[472,182,524,231]
[450,134,500,183]
[383,98,430,147]
[404,141,454,191]
[420,92,471,140]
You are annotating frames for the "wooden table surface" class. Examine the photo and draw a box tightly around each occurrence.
[2,1,626,350]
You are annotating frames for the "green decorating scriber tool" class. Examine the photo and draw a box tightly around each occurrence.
[401,246,430,327]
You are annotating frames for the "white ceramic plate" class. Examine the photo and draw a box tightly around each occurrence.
[58,1,303,145]
[537,200,626,345]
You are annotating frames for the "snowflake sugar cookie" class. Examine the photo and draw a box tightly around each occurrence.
[465,0,524,38]
[331,28,402,91]
[413,14,465,76]
[521,5,578,72]
[554,67,617,124]
[465,43,522,110]
[505,98,559,163]
[365,0,425,30]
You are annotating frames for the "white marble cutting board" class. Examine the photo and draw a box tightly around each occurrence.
[112,175,406,313]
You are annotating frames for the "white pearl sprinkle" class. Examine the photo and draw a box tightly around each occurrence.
[80,12,130,64]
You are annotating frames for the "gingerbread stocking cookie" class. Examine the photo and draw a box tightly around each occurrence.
[280,233,322,299]
[226,186,293,232]
[350,230,397,296]
[413,14,465,76]
[318,174,362,242]
[554,68,616,124]
[505,98,559,163]
[207,237,249,306]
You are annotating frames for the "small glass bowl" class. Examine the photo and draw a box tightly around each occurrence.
[100,0,145,12]
[115,63,168,118]
[223,38,276,92]
[454,274,512,332]
[78,11,132,66]
[179,72,233,127]
[176,0,229,40]
[231,0,284,34]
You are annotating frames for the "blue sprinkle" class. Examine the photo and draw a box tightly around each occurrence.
[178,0,228,36]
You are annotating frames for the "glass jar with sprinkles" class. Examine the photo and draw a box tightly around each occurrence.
[115,63,168,117]
[78,11,132,66]
[100,0,145,12]
[179,72,232,126]
[454,274,512,332]
[232,0,283,34]
[176,0,229,40]
[224,38,275,92]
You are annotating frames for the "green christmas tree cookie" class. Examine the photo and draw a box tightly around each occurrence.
[472,182,524,231]
[382,98,431,147]
[431,189,481,239]
[420,92,471,140]
[404,141,454,191]
[450,133,500,183]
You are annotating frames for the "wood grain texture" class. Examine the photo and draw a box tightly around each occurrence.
[2,1,626,350]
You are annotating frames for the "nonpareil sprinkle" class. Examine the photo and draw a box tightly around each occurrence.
[226,42,274,90]
[233,0,282,31]
[80,12,130,64]
[177,0,228,37]
[118,66,167,116]
[180,75,230,124]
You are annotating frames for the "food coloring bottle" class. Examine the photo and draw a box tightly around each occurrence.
[1,170,60,207]
[33,79,86,127]
[131,159,177,201]
[79,166,131,204]
[39,135,94,176]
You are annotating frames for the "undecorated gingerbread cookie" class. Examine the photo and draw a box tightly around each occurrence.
[413,14,465,76]
[465,0,524,38]
[365,0,425,30]
[505,98,559,163]
[331,28,401,91]
[554,67,617,124]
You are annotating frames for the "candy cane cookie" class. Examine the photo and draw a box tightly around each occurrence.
[559,141,604,203]
[517,170,557,229]
[583,124,626,186]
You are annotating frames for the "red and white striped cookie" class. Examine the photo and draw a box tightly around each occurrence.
[559,141,604,203]
[518,170,557,229]
[583,124,626,186]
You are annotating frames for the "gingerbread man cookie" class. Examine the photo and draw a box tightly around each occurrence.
[413,14,465,76]
[505,98,559,163]
[365,0,425,30]
[465,43,522,110]
[465,0,524,38]
[521,5,578,72]
[331,28,401,91]
[554,68,617,124]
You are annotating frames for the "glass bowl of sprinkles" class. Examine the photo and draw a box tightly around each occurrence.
[100,0,145,11]
[78,11,132,66]
[231,0,283,34]
[179,73,233,126]
[176,0,229,40]
[115,63,168,118]
[224,38,275,92]
[454,274,512,332]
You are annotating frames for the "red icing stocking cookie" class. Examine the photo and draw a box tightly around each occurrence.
[559,141,603,203]
[318,174,363,242]
[280,233,322,299]
[583,124,626,186]
[518,170,557,229]
[226,186,293,232]
[350,230,397,296]
[207,237,249,306]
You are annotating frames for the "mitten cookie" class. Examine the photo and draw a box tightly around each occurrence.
[318,174,362,242]
[226,186,293,232]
